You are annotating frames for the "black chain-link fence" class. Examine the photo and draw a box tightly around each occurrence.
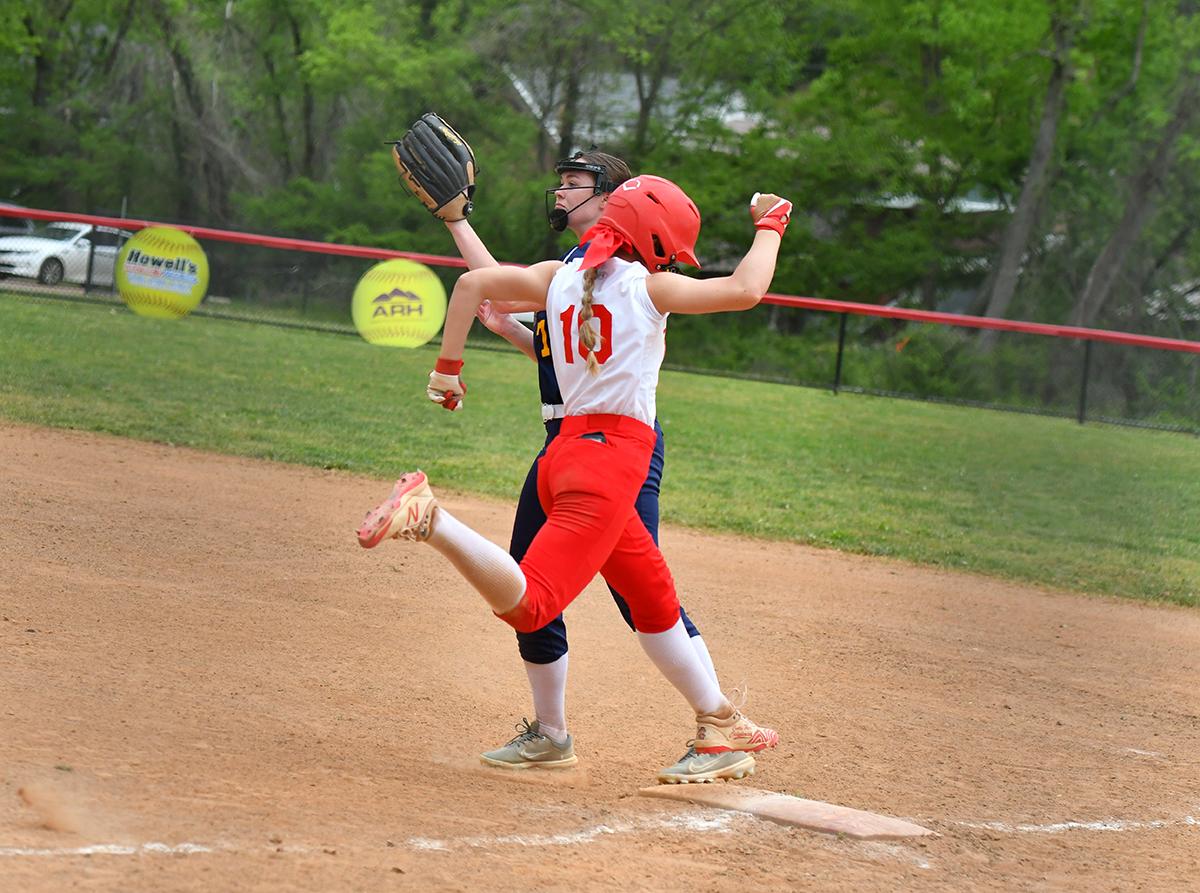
[832,321,1200,432]
[662,300,1200,433]
[2,207,1198,434]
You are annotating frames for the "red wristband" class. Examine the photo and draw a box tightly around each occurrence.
[755,217,788,236]
[435,358,464,375]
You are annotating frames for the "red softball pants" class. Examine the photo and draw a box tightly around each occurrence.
[500,414,681,634]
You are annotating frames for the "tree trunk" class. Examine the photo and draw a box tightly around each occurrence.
[101,0,139,76]
[632,44,669,162]
[919,260,940,311]
[288,15,316,180]
[1088,0,1148,128]
[1132,221,1192,309]
[262,52,293,182]
[170,116,198,222]
[977,15,1074,352]
[154,0,235,224]
[25,0,76,119]
[1067,77,1200,328]
[557,68,581,160]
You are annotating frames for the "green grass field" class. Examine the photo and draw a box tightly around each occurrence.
[3,293,1197,606]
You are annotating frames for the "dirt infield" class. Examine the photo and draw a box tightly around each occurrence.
[2,422,1198,891]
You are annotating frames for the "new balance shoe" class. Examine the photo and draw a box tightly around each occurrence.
[694,708,778,754]
[657,743,755,784]
[481,718,578,770]
[357,471,438,548]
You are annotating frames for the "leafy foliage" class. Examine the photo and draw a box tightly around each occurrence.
[4,0,1200,347]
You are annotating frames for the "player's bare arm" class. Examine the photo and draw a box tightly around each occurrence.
[476,299,538,361]
[445,219,500,270]
[427,262,560,410]
[646,230,782,315]
[439,261,561,362]
[646,192,790,316]
[444,213,540,361]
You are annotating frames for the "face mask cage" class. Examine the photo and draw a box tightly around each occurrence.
[545,158,615,232]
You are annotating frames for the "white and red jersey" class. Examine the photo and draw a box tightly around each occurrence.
[545,256,667,427]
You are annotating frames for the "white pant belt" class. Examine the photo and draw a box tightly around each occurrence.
[541,404,566,423]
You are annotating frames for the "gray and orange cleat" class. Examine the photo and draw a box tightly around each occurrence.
[481,719,578,770]
[693,708,778,755]
[657,743,755,784]
[357,471,438,547]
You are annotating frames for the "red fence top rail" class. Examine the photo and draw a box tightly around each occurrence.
[4,204,1198,354]
[760,294,1200,354]
[1,205,470,269]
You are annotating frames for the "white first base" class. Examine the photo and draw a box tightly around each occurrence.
[639,785,935,840]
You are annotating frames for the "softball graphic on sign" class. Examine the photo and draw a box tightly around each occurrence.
[351,259,447,347]
[116,227,210,318]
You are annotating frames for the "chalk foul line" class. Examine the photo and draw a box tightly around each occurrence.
[955,814,1198,834]
[7,808,1192,858]
[0,842,213,857]
[406,812,738,851]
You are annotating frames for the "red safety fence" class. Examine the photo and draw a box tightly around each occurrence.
[0,204,469,268]
[4,203,1197,355]
[761,293,1200,355]
[2,205,1198,431]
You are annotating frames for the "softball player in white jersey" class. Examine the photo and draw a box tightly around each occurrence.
[447,152,733,782]
[358,176,793,771]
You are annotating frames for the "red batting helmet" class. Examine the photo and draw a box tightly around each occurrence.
[597,175,701,270]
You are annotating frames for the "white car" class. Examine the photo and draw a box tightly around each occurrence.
[0,221,133,287]
[0,202,34,237]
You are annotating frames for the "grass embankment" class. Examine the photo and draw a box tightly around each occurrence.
[2,295,1197,605]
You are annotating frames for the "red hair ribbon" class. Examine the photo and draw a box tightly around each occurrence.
[578,224,634,271]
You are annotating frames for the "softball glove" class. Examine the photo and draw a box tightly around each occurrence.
[389,114,477,221]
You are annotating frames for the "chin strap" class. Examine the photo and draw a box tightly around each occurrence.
[546,189,603,233]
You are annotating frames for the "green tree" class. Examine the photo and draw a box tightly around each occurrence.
[0,0,151,212]
[997,0,1200,335]
[975,1,1078,349]
[770,0,1054,311]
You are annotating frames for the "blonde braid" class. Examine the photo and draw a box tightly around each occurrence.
[579,266,602,377]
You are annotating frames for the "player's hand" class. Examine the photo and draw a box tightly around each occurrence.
[476,300,507,335]
[427,359,466,411]
[751,193,791,236]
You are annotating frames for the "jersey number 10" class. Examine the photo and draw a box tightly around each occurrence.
[558,304,613,365]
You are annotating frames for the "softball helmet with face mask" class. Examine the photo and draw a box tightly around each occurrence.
[578,175,701,272]
[545,153,618,233]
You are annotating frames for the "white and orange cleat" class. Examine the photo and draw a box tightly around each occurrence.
[693,708,778,755]
[357,471,439,548]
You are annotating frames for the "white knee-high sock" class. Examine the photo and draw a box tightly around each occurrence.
[689,634,720,689]
[426,509,525,615]
[524,654,569,742]
[637,619,727,717]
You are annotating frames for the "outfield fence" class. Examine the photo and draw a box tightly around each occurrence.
[3,205,1198,434]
